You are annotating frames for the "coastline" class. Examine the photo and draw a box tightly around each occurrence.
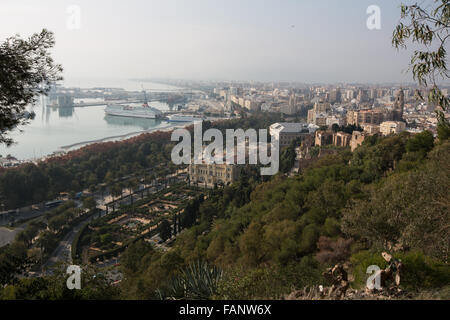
[54,117,230,159]
[59,123,179,151]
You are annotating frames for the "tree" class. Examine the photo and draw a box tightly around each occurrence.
[406,130,434,154]
[48,215,66,232]
[342,141,450,261]
[140,169,148,197]
[0,264,120,299]
[0,242,30,286]
[99,184,107,199]
[121,240,153,274]
[88,184,97,194]
[0,29,62,145]
[110,184,123,212]
[393,1,450,140]
[279,138,299,173]
[37,231,58,255]
[331,123,340,133]
[173,213,178,236]
[111,184,122,200]
[315,237,353,265]
[82,196,97,213]
[127,178,139,206]
[158,219,172,242]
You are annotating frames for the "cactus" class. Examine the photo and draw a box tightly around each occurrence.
[162,261,223,300]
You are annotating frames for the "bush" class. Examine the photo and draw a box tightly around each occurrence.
[161,261,223,300]
[71,223,89,263]
[394,251,450,291]
[350,250,450,291]
[405,130,434,155]
[350,250,388,289]
[316,236,353,265]
[216,257,322,299]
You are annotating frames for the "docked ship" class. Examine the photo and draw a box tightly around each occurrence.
[104,91,162,119]
[166,114,203,122]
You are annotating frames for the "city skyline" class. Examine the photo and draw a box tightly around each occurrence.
[0,0,430,84]
[1,0,449,304]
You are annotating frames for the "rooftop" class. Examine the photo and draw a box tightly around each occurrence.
[270,122,316,134]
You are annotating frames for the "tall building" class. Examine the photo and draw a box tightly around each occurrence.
[347,110,384,126]
[280,103,297,115]
[307,101,330,125]
[307,112,327,126]
[289,93,297,108]
[229,87,238,96]
[219,90,228,101]
[57,95,74,108]
[244,99,260,111]
[346,89,355,101]
[393,89,405,121]
[314,101,330,113]
[357,89,369,103]
[307,109,315,124]
[329,89,341,104]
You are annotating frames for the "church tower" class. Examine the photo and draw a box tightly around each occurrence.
[393,89,405,121]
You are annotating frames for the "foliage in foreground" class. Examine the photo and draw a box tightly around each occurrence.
[158,261,223,300]
[117,132,449,299]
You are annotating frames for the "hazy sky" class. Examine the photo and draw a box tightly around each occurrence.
[0,0,425,83]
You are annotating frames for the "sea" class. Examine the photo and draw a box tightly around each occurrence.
[0,79,185,160]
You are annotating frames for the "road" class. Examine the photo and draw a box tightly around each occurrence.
[43,210,100,273]
[34,170,186,273]
[0,226,22,247]
[1,207,47,227]
[40,185,151,271]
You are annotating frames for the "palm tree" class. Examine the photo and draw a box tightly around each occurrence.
[110,184,123,212]
[99,184,106,199]
[140,170,147,199]
[127,178,139,206]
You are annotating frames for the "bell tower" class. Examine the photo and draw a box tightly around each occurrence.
[393,89,404,121]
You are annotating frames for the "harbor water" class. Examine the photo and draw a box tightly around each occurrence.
[0,80,183,160]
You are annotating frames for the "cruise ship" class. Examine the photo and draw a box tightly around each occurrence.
[104,91,163,119]
[105,103,162,119]
[166,114,203,122]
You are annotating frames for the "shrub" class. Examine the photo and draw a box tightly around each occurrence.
[316,236,353,265]
[216,257,322,299]
[161,261,223,300]
[350,250,450,291]
[350,250,388,289]
[394,251,450,291]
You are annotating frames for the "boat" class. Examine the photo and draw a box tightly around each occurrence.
[105,103,162,119]
[166,114,203,122]
[104,91,162,119]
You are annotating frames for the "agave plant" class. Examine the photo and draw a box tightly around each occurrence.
[164,261,223,300]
